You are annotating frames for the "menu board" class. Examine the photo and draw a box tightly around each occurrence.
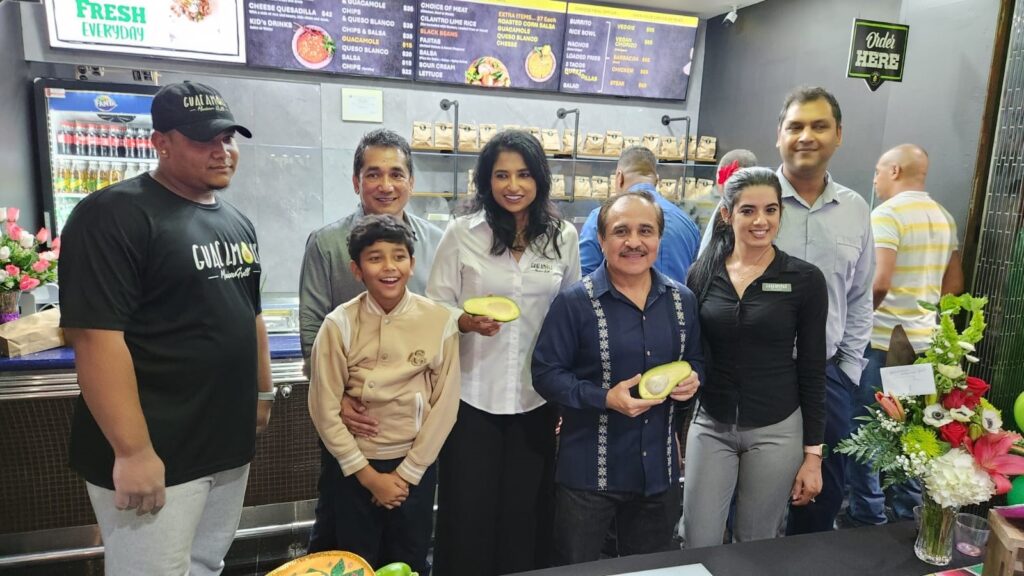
[416,0,566,92]
[45,0,245,62]
[560,3,698,100]
[245,0,417,78]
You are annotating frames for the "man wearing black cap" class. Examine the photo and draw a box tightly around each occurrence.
[59,81,272,575]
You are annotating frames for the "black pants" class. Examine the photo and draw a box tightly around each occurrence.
[787,361,855,535]
[308,452,437,575]
[553,482,679,565]
[433,401,557,576]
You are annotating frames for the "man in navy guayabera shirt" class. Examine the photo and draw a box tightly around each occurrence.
[533,190,704,566]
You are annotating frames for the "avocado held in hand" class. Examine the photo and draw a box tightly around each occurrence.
[639,361,692,400]
[377,562,418,576]
[463,296,520,322]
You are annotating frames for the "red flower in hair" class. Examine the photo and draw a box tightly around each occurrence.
[717,160,741,186]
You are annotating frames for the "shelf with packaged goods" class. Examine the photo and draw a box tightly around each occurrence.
[55,192,89,199]
[410,147,717,166]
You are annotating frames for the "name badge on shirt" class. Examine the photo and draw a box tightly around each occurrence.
[762,282,792,292]
[530,262,553,274]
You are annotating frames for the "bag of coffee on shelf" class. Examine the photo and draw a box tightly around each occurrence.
[659,136,679,158]
[467,169,477,195]
[604,131,624,156]
[574,176,592,198]
[623,136,641,149]
[479,124,498,147]
[695,178,714,198]
[541,128,561,152]
[686,136,698,160]
[434,122,455,150]
[583,133,605,155]
[527,127,542,144]
[591,176,610,199]
[657,178,678,201]
[0,309,64,357]
[551,174,566,198]
[642,134,660,153]
[502,124,522,132]
[412,121,433,148]
[697,136,717,161]
[683,177,698,200]
[458,124,479,152]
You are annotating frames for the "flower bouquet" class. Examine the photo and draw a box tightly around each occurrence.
[0,208,58,323]
[837,294,1024,565]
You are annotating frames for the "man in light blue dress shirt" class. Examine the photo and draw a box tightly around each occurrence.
[579,146,700,284]
[769,87,874,535]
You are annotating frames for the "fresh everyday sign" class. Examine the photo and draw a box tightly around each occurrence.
[46,0,246,62]
[847,18,909,92]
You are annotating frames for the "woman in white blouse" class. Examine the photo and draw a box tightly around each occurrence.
[428,130,581,575]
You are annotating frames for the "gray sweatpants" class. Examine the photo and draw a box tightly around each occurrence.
[87,463,250,576]
[682,407,803,548]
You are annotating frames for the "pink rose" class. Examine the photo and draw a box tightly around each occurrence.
[31,260,49,273]
[35,228,49,243]
[6,223,21,240]
[19,276,39,291]
[4,265,19,277]
[6,207,20,223]
[51,237,60,250]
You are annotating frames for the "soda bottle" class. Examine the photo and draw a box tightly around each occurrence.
[85,124,98,157]
[57,121,72,155]
[52,160,66,193]
[69,162,83,193]
[112,125,125,158]
[60,160,73,191]
[85,162,99,193]
[109,162,124,184]
[98,162,111,190]
[74,121,87,156]
[137,129,150,159]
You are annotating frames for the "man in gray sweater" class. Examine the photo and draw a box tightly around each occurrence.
[299,128,444,552]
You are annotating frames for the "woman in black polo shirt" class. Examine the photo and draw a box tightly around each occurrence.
[682,167,828,547]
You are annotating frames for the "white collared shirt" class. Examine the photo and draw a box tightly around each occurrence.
[426,211,581,414]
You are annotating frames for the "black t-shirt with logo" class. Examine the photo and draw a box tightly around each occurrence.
[60,173,262,489]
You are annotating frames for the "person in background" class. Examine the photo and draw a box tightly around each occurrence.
[579,145,699,283]
[533,190,703,564]
[299,128,443,553]
[428,130,581,575]
[774,86,875,535]
[682,168,827,547]
[59,81,272,575]
[843,144,962,526]
[307,215,460,574]
[697,149,759,250]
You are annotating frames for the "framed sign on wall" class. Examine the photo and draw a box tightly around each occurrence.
[847,18,910,92]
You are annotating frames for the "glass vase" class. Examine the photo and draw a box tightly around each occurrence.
[914,492,958,566]
[0,291,19,324]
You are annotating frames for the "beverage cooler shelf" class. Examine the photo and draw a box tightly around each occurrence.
[53,153,156,162]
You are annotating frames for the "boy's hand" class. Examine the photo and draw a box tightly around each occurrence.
[356,466,409,509]
[342,395,379,438]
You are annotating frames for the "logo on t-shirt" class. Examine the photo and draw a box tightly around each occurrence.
[192,240,260,280]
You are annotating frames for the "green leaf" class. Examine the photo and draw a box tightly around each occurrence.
[918,300,939,312]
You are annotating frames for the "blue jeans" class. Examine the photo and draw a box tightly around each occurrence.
[787,361,853,535]
[846,347,921,525]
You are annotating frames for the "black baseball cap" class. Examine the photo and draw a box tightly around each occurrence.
[151,81,252,142]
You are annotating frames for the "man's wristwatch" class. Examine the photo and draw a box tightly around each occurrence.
[258,388,277,402]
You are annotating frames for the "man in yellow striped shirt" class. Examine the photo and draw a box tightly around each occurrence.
[844,144,963,526]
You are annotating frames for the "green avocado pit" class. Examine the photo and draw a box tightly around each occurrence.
[639,361,692,400]
[463,296,521,322]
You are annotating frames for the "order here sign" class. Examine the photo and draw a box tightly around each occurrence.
[847,18,909,92]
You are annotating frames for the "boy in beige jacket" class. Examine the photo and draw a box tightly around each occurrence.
[308,214,460,573]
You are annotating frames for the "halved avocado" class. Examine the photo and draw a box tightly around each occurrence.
[463,296,521,322]
[639,361,692,400]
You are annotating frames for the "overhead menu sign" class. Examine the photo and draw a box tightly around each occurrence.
[560,3,697,100]
[245,0,417,79]
[45,0,245,62]
[847,19,910,92]
[415,0,566,92]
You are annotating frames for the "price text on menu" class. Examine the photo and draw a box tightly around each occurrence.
[560,3,698,99]
[416,0,567,92]
[245,0,417,79]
